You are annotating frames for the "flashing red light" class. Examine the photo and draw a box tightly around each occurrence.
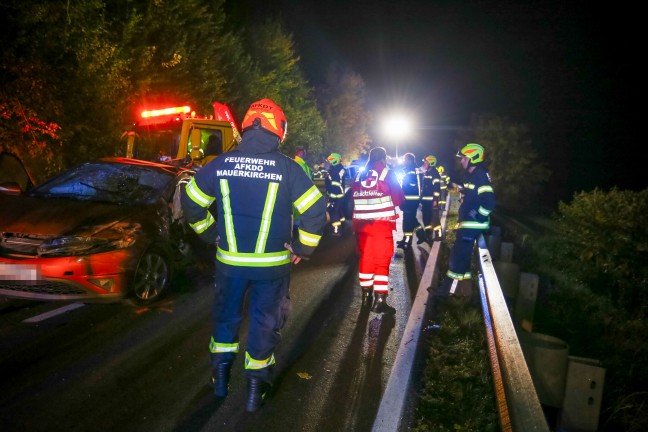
[141,106,191,119]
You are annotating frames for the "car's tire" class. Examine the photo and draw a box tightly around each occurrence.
[132,248,170,305]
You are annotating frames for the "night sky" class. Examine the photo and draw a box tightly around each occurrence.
[232,0,643,205]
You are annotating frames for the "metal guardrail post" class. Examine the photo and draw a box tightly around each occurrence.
[477,234,550,432]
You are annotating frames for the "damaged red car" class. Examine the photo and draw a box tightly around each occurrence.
[0,155,199,305]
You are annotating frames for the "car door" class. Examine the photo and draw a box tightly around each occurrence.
[0,152,35,194]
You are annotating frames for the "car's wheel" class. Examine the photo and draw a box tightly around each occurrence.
[132,249,170,305]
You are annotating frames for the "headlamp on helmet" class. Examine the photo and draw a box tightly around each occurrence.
[242,98,288,142]
[457,143,484,164]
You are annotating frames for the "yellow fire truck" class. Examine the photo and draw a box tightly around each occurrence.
[123,102,241,165]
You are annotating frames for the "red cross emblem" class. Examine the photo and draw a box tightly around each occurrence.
[361,170,379,188]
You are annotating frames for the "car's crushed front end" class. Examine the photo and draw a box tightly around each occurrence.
[0,158,189,303]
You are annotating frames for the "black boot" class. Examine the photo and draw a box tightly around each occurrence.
[425,231,433,244]
[246,377,271,412]
[416,229,427,245]
[361,288,373,307]
[211,362,232,398]
[396,236,411,249]
[371,293,395,314]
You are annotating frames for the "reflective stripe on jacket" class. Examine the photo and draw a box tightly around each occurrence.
[457,165,495,230]
[181,131,327,279]
[421,166,441,201]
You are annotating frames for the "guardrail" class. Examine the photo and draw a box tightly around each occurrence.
[477,234,549,431]
[373,193,551,431]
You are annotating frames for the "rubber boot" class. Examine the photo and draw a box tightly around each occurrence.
[361,287,373,307]
[371,293,396,314]
[246,377,271,412]
[425,230,433,245]
[434,227,443,241]
[211,362,232,398]
[416,229,427,245]
[332,224,342,237]
[396,236,411,250]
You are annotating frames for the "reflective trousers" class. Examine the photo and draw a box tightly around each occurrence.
[356,221,395,295]
[210,269,291,383]
[401,200,423,236]
[441,228,481,294]
[421,200,440,235]
[327,197,345,227]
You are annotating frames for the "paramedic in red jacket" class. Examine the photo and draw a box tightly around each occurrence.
[351,146,405,314]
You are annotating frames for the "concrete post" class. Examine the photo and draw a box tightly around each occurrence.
[515,272,539,332]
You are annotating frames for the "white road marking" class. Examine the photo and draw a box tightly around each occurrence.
[22,302,86,323]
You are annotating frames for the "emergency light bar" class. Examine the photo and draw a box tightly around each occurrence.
[141,106,191,119]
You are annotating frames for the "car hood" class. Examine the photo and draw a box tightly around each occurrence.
[0,193,153,236]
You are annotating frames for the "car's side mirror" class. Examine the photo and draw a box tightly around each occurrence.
[0,182,23,195]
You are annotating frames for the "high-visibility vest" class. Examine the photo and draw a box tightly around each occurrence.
[352,168,398,221]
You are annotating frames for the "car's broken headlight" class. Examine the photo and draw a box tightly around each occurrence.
[37,235,135,257]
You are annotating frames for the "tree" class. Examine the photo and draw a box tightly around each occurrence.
[242,20,325,157]
[456,114,550,212]
[318,66,371,163]
[0,1,324,180]
[529,188,648,431]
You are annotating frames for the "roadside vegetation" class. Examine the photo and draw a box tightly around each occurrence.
[0,0,371,182]
[414,204,499,431]
[527,188,648,431]
[414,186,647,431]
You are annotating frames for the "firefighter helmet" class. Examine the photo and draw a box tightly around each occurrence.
[242,98,288,142]
[403,152,416,168]
[423,155,437,166]
[456,143,484,164]
[437,165,445,174]
[327,153,342,166]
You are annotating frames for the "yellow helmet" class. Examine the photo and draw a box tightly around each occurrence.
[457,143,484,164]
[437,165,445,174]
[327,153,342,166]
[423,155,437,166]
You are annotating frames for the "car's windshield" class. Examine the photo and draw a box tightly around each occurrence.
[30,162,173,205]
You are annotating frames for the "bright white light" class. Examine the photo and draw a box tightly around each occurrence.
[382,113,413,140]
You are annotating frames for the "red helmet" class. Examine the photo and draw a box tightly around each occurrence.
[241,98,288,142]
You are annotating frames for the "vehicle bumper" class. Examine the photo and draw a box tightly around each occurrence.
[0,250,133,302]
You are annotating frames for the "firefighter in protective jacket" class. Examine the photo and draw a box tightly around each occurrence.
[324,152,346,235]
[181,98,326,412]
[420,154,442,243]
[351,146,404,313]
[440,143,495,296]
[397,152,426,248]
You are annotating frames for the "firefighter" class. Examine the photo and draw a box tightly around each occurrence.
[324,152,346,236]
[294,146,311,177]
[312,164,323,179]
[420,154,442,243]
[437,165,450,211]
[351,146,405,313]
[397,152,426,248]
[181,98,327,412]
[440,143,495,296]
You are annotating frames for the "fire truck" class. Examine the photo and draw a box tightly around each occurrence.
[123,102,241,166]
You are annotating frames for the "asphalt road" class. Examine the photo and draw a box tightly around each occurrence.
[0,222,424,432]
